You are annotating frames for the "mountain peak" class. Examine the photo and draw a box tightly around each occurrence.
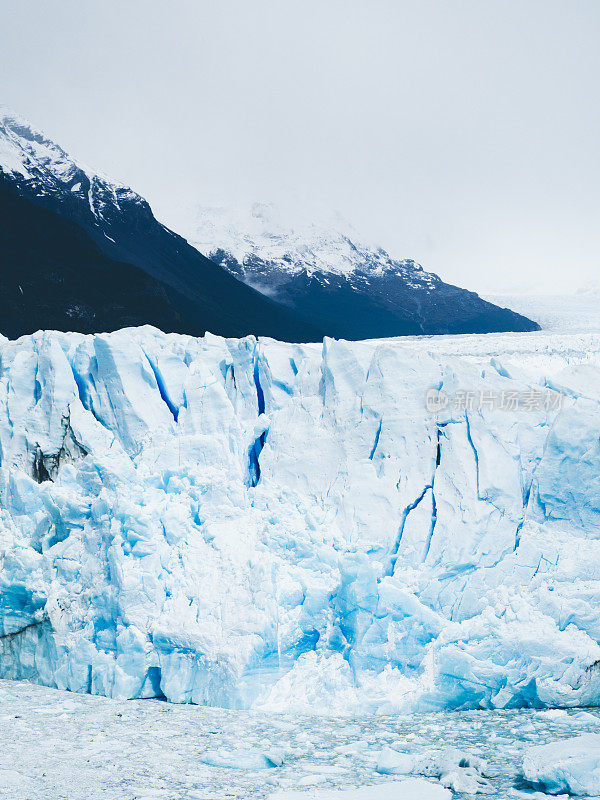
[0,108,324,342]
[0,106,77,181]
[0,106,126,194]
[185,200,423,280]
[0,108,539,340]
[176,199,540,338]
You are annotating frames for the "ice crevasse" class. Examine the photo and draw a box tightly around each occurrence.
[1,325,600,713]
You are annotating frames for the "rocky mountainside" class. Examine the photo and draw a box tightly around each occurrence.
[182,202,540,338]
[0,109,323,342]
[0,107,539,341]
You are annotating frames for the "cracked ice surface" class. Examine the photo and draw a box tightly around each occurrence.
[0,681,600,800]
[1,326,600,712]
[523,732,600,796]
[3,679,600,799]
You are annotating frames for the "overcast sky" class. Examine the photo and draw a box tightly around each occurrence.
[2,1,599,293]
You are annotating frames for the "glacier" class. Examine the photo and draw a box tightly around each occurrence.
[1,325,600,713]
[523,733,600,795]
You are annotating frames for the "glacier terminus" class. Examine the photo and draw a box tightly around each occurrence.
[1,325,600,715]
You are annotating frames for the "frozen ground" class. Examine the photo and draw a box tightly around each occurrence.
[3,678,600,800]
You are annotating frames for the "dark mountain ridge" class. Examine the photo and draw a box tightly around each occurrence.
[188,203,540,339]
[0,109,539,341]
[0,111,323,342]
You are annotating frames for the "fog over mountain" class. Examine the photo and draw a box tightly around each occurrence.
[0,108,538,339]
[2,0,598,295]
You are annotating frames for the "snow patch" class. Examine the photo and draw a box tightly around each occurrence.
[269,779,451,799]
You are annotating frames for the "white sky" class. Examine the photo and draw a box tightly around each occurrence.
[1,0,599,293]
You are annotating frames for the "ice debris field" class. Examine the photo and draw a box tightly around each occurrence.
[4,678,600,799]
[2,325,600,715]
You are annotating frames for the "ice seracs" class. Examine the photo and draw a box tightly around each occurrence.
[1,326,600,712]
[523,734,600,796]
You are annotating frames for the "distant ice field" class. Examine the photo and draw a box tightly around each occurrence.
[484,289,600,334]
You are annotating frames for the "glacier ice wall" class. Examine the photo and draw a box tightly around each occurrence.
[1,326,600,713]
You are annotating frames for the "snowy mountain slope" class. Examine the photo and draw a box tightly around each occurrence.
[1,325,600,712]
[182,202,540,338]
[187,202,409,278]
[0,109,323,342]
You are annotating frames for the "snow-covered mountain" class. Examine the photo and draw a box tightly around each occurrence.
[0,109,322,342]
[1,324,599,713]
[187,202,418,279]
[182,202,540,338]
[0,107,539,340]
